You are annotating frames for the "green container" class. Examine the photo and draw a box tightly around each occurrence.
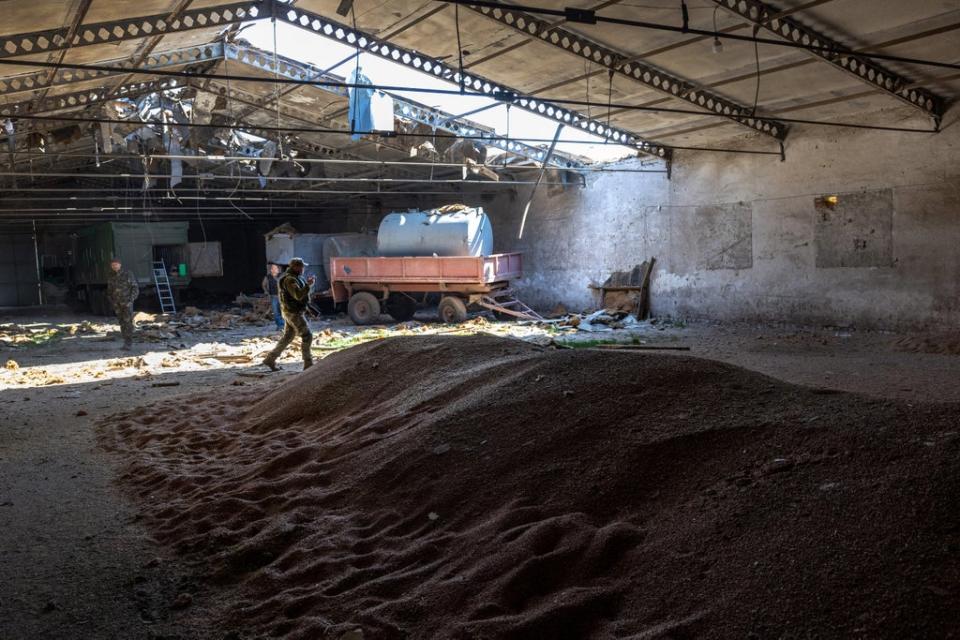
[178,263,188,277]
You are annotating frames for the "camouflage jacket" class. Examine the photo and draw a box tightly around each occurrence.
[107,268,140,306]
[278,271,311,314]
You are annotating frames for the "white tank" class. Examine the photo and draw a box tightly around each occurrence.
[377,206,493,257]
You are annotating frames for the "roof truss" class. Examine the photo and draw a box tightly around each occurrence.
[709,0,946,121]
[0,43,225,100]
[464,4,789,140]
[0,0,671,162]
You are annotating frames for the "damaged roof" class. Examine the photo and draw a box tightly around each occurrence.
[0,0,956,223]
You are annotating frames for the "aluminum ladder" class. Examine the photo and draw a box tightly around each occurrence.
[151,260,177,314]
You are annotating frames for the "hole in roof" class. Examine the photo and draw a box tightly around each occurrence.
[237,20,639,163]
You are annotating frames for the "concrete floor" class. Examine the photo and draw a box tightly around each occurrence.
[1,310,958,638]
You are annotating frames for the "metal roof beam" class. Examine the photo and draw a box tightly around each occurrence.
[708,0,946,121]
[0,43,224,99]
[0,1,669,161]
[223,44,587,169]
[0,2,260,60]
[271,3,671,161]
[464,3,788,140]
[1,79,179,118]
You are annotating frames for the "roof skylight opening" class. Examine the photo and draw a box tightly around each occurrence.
[241,20,638,164]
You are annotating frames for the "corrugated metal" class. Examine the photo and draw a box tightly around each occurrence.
[188,242,223,277]
[0,233,40,306]
[73,222,190,286]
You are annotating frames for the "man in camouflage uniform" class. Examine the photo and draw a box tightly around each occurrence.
[263,257,315,371]
[107,257,139,350]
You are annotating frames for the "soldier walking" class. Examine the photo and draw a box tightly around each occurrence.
[107,257,139,350]
[262,257,315,371]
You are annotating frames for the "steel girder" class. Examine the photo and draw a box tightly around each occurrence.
[184,80,440,180]
[465,4,789,140]
[0,0,668,160]
[0,79,177,117]
[270,3,670,161]
[33,0,94,106]
[0,2,260,59]
[199,77,519,182]
[224,44,586,169]
[192,80,415,160]
[709,0,945,121]
[0,43,225,99]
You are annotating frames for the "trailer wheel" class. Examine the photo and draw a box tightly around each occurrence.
[437,296,468,324]
[348,291,381,325]
[387,294,417,322]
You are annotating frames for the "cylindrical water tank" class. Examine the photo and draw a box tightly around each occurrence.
[377,207,493,257]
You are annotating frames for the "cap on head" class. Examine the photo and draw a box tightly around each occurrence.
[288,257,308,267]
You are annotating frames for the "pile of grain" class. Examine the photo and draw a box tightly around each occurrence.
[895,332,960,356]
[101,335,959,639]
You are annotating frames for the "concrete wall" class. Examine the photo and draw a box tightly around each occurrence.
[487,114,960,329]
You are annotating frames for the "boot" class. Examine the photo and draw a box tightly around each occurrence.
[262,358,281,372]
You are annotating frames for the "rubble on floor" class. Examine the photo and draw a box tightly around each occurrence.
[588,259,656,318]
[0,320,100,348]
[136,296,274,340]
[1,304,674,388]
[567,308,647,332]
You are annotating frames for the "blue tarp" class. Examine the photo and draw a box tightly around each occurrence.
[348,68,375,141]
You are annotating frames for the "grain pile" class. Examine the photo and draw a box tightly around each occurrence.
[101,335,959,639]
[896,332,960,356]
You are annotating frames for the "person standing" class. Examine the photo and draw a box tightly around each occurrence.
[262,258,315,371]
[262,263,284,331]
[107,257,139,350]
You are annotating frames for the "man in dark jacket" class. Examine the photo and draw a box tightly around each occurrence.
[262,257,315,371]
[107,257,139,350]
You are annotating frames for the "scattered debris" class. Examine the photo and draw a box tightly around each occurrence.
[589,259,656,318]
[1,303,671,389]
[107,357,147,370]
[0,321,100,348]
[594,344,691,351]
[547,303,568,318]
[571,309,648,332]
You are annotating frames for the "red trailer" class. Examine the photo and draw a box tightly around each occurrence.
[328,252,542,325]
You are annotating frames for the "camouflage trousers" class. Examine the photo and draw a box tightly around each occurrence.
[114,303,135,344]
[265,312,313,365]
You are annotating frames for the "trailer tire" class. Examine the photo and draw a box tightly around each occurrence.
[348,291,381,325]
[437,296,468,324]
[387,294,417,322]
